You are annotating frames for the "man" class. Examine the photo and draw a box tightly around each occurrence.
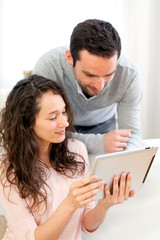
[34,19,142,155]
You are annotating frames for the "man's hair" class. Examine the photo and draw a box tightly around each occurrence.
[0,75,85,212]
[70,19,121,66]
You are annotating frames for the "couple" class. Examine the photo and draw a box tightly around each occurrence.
[0,19,141,240]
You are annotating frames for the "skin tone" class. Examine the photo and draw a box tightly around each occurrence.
[32,91,69,166]
[32,91,135,240]
[66,49,131,153]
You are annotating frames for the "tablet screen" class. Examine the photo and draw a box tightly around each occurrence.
[91,147,158,199]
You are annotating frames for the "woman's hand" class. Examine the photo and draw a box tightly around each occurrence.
[98,173,135,209]
[81,173,135,233]
[64,175,105,212]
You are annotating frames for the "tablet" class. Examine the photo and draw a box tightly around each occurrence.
[91,147,158,199]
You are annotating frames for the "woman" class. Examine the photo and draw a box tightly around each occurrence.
[0,75,134,240]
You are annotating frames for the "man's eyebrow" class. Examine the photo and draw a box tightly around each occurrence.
[82,70,116,77]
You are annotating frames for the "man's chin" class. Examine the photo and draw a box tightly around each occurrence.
[87,89,101,96]
[81,86,101,97]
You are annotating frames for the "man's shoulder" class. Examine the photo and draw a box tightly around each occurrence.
[110,54,140,92]
[117,54,138,72]
[39,45,69,62]
[34,46,70,78]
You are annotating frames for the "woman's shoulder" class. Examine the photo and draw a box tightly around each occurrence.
[67,138,87,154]
[67,138,89,162]
[67,138,90,176]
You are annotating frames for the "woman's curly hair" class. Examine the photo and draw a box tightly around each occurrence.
[0,75,85,212]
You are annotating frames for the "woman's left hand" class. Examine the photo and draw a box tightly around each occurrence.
[98,173,135,209]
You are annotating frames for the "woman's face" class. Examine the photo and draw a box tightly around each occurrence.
[32,91,69,148]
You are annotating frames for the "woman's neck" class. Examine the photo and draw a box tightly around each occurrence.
[38,144,52,168]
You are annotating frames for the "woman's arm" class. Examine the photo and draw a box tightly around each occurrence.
[0,173,102,240]
[82,173,135,232]
[35,175,104,240]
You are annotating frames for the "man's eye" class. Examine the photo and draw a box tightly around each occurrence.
[87,75,94,77]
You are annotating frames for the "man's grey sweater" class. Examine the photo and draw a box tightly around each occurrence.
[34,46,142,154]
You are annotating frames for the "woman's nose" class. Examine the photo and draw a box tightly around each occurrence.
[59,114,69,127]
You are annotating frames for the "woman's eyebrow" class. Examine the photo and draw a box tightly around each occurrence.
[47,111,57,116]
[47,105,66,116]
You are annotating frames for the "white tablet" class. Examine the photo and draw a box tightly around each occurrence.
[91,147,158,199]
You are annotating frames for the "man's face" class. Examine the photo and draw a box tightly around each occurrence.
[67,49,118,97]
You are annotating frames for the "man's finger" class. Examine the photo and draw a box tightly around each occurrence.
[118,136,129,143]
[118,129,131,137]
[116,142,127,148]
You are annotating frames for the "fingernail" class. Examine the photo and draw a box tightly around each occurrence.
[99,180,105,185]
[105,184,109,190]
[93,175,98,179]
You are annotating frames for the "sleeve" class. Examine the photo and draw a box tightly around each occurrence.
[75,140,96,233]
[72,132,106,155]
[0,181,37,240]
[117,69,143,150]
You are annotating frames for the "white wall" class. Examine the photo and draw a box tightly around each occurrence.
[0,0,160,139]
[0,0,127,87]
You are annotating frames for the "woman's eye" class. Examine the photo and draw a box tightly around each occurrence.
[62,110,67,114]
[50,116,56,120]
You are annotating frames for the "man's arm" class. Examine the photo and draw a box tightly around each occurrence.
[72,132,106,155]
[104,129,131,153]
[117,71,142,150]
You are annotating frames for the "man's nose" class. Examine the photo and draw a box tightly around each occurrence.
[94,77,105,91]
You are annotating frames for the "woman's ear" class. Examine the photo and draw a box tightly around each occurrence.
[65,50,73,66]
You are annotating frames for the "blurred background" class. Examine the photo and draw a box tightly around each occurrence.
[0,0,160,140]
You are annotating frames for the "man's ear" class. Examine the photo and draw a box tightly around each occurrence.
[65,50,73,66]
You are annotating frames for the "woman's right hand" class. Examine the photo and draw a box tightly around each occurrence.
[64,175,105,211]
[98,173,135,210]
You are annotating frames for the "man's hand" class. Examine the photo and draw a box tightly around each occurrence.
[104,129,131,153]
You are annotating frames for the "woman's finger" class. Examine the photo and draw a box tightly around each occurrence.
[77,186,103,202]
[112,176,119,197]
[72,179,105,197]
[129,190,135,198]
[104,184,111,199]
[72,175,99,189]
[124,173,131,200]
[119,173,126,200]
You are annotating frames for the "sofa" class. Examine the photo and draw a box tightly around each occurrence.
[0,216,7,240]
